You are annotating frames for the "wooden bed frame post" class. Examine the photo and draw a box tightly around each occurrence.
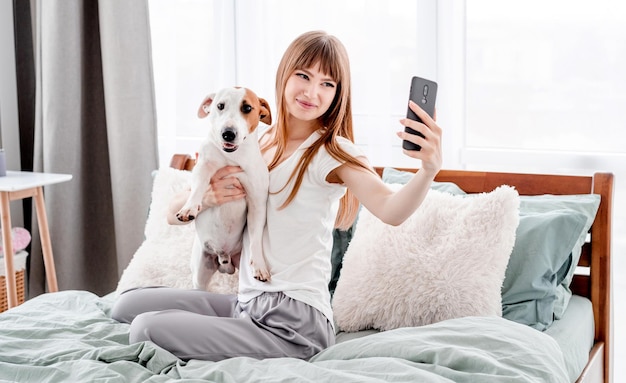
[591,173,614,383]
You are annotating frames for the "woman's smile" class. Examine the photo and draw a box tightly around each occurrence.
[296,98,317,110]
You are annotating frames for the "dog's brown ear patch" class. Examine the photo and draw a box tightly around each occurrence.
[198,94,216,119]
[258,98,272,125]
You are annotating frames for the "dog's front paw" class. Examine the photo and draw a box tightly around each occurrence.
[250,257,271,282]
[176,205,201,222]
[253,268,271,282]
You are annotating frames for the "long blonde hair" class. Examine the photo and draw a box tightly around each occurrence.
[263,31,371,230]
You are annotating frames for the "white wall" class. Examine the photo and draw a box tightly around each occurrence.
[0,0,24,227]
[0,0,21,164]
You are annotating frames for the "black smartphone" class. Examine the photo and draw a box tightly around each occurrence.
[403,76,438,151]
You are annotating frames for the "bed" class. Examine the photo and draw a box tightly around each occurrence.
[0,153,613,383]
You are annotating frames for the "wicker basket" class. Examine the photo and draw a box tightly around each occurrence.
[0,251,27,313]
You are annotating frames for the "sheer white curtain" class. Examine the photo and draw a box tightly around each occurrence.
[149,0,235,168]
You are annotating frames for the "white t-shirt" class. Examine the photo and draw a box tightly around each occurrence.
[238,129,364,328]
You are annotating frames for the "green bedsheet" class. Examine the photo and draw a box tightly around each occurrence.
[0,291,570,383]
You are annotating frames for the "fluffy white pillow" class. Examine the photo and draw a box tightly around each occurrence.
[332,185,520,332]
[116,167,238,295]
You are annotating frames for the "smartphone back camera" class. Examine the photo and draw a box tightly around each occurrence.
[421,85,429,105]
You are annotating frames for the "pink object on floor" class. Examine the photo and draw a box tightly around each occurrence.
[0,227,31,254]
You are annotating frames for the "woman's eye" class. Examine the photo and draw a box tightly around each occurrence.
[242,104,252,114]
[217,103,225,110]
[323,82,336,88]
[296,73,309,80]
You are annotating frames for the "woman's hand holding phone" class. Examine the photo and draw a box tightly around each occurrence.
[398,76,442,174]
[402,76,438,151]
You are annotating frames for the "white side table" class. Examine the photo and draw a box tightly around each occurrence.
[0,171,72,309]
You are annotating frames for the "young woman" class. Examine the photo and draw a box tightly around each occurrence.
[112,30,442,362]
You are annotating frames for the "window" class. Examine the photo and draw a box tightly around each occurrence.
[464,0,626,172]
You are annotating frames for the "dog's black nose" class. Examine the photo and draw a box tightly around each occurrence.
[222,128,237,142]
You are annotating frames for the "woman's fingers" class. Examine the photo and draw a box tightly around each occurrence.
[212,165,243,181]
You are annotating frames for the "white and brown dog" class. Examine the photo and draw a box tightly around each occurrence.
[176,87,272,289]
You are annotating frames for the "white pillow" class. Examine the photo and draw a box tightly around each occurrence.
[116,167,238,295]
[332,185,520,332]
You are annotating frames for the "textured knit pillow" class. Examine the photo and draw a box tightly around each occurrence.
[332,185,520,332]
[328,169,466,297]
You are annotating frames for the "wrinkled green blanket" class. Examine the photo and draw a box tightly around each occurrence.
[0,291,569,383]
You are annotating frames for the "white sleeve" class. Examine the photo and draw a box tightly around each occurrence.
[314,137,366,185]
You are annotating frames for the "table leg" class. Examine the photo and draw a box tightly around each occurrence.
[34,187,58,293]
[1,192,18,308]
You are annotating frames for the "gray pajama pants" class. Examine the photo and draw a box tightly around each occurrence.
[111,287,335,361]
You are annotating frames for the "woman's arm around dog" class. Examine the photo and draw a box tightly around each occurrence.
[167,166,245,225]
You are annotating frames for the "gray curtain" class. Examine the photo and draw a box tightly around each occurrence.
[26,0,158,297]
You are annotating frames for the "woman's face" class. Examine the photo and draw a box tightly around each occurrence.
[284,63,337,124]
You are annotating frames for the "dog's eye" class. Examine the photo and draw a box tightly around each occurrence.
[217,103,225,110]
[242,104,252,114]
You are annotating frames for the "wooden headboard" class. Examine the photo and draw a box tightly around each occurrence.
[169,153,613,382]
